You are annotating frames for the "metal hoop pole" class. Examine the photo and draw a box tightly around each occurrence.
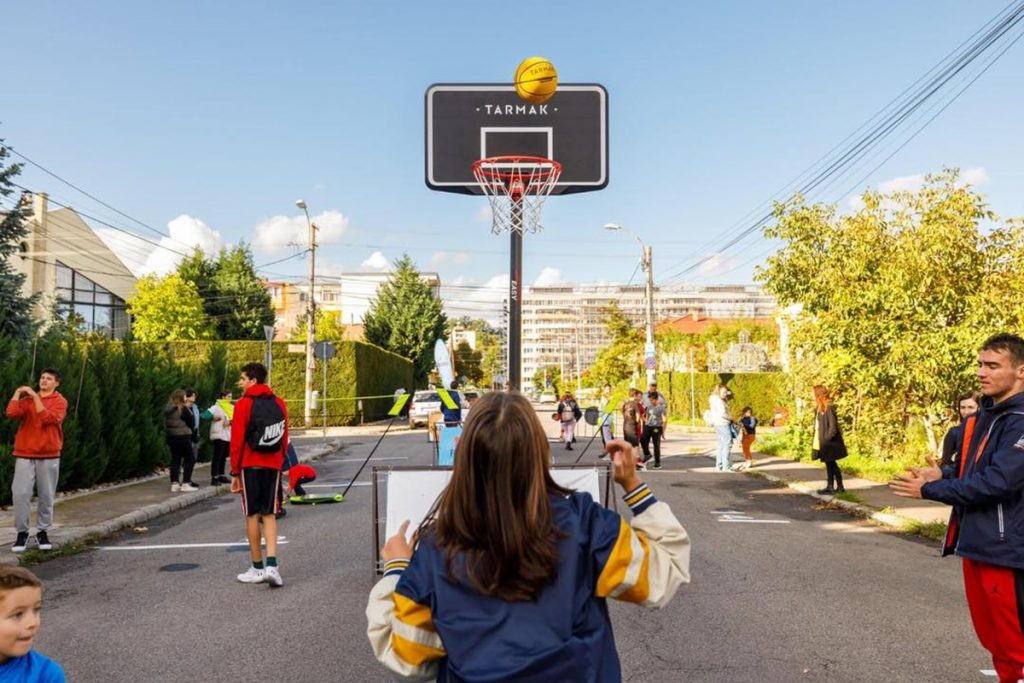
[508,196,523,391]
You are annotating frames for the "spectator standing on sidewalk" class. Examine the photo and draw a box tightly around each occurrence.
[739,407,757,470]
[811,386,847,494]
[441,381,462,427]
[557,393,581,451]
[640,392,667,469]
[890,333,1024,682]
[367,392,691,682]
[6,369,67,554]
[230,362,288,588]
[165,390,198,493]
[183,389,201,489]
[940,391,980,469]
[708,385,733,471]
[204,390,233,485]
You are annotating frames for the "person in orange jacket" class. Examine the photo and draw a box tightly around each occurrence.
[5,368,67,554]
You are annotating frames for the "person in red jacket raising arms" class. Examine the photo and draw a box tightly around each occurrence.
[6,368,67,554]
[229,362,289,588]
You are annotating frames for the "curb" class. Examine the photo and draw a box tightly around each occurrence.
[10,440,342,564]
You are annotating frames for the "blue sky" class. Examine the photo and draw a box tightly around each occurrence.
[3,1,1022,320]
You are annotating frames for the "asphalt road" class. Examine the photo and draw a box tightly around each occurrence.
[30,427,994,682]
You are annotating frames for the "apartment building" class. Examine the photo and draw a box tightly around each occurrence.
[521,283,776,380]
[266,272,441,340]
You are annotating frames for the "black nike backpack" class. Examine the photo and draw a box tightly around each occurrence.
[245,395,287,453]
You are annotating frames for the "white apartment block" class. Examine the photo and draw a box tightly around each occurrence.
[521,284,776,381]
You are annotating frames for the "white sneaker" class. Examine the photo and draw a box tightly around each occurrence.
[237,567,265,583]
[180,483,199,492]
[171,482,181,492]
[263,566,283,588]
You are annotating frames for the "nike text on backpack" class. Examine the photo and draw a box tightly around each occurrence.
[246,395,287,452]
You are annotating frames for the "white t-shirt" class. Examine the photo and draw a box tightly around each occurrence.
[708,394,731,426]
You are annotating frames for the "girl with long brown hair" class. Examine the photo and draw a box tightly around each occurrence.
[811,385,848,494]
[367,391,691,682]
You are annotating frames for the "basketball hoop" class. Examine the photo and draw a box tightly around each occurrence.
[471,156,562,235]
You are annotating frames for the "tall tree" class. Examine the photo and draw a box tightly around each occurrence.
[454,340,483,384]
[210,243,274,339]
[363,254,447,385]
[175,243,274,340]
[588,301,643,387]
[126,274,216,341]
[757,168,1024,456]
[0,143,38,341]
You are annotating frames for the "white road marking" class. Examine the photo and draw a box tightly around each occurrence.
[300,482,372,488]
[335,456,408,462]
[101,536,288,551]
[980,670,996,677]
[711,510,791,524]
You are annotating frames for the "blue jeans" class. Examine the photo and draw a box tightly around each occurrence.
[715,425,733,470]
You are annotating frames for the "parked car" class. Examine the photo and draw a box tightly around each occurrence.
[538,392,557,404]
[408,390,442,428]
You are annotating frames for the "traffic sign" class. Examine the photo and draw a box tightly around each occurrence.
[314,341,337,361]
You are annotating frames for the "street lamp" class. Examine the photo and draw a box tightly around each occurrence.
[297,199,317,428]
[605,223,656,385]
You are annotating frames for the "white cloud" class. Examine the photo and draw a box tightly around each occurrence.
[431,251,471,267]
[962,167,989,186]
[442,273,507,326]
[697,253,739,278]
[846,195,866,211]
[474,204,493,224]
[96,214,223,277]
[533,267,566,287]
[252,209,349,256]
[878,173,925,194]
[361,250,389,270]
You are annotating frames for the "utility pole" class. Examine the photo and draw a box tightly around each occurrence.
[574,305,582,396]
[643,244,656,386]
[689,346,696,425]
[297,199,318,428]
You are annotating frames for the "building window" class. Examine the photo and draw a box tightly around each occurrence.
[55,261,129,339]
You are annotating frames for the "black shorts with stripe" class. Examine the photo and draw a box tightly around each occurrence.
[241,468,281,517]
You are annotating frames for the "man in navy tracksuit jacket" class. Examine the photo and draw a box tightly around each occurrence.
[892,333,1024,682]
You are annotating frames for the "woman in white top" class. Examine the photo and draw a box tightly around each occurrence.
[708,385,733,471]
[205,390,233,485]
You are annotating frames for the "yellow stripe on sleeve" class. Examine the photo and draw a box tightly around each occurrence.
[391,632,446,666]
[596,518,632,597]
[393,593,437,631]
[616,531,651,603]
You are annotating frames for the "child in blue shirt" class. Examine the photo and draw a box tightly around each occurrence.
[0,566,65,682]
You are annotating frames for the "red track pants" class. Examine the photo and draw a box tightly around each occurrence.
[963,558,1024,682]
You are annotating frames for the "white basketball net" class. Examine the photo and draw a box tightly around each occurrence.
[472,157,562,235]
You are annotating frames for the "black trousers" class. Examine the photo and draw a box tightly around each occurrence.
[211,440,229,479]
[167,436,195,484]
[825,460,844,490]
[640,426,663,466]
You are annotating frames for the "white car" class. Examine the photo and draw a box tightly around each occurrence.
[408,390,442,428]
[538,392,557,404]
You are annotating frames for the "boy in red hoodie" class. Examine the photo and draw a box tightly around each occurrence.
[5,369,67,554]
[229,362,288,588]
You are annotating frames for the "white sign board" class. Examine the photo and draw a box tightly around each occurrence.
[384,468,603,540]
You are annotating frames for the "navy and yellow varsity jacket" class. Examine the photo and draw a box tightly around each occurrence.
[366,483,691,682]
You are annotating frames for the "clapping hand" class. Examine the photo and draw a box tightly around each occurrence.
[889,456,942,499]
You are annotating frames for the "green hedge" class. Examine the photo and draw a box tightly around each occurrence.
[0,337,413,505]
[655,370,789,425]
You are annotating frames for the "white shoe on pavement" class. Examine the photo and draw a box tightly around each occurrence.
[171,482,181,492]
[237,567,265,584]
[180,482,199,492]
[263,566,283,588]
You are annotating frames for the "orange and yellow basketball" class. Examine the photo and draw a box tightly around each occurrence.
[514,57,558,104]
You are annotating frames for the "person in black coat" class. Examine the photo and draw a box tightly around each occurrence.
[940,391,980,469]
[811,385,847,494]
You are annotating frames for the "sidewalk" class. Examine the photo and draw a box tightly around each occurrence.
[663,424,950,535]
[0,437,340,564]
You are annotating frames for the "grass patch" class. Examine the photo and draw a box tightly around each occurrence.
[833,491,864,504]
[900,518,948,542]
[17,534,101,566]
